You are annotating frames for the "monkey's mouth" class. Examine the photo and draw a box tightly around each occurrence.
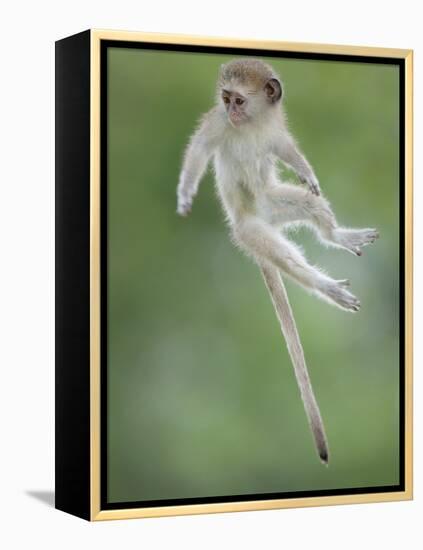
[228,113,245,127]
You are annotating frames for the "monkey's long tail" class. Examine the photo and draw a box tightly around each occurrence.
[260,263,329,465]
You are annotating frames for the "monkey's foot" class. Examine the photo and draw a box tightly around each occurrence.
[336,228,379,256]
[299,174,321,196]
[321,280,361,312]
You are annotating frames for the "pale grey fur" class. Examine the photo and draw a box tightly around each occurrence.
[176,59,378,464]
[260,262,329,463]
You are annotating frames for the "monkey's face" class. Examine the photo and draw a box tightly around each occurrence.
[221,89,250,127]
[220,78,282,128]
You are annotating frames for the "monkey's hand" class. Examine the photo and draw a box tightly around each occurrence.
[176,192,193,217]
[299,173,321,196]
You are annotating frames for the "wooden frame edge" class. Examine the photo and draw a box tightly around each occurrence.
[91,490,412,522]
[91,28,411,58]
[90,29,101,521]
[404,49,413,500]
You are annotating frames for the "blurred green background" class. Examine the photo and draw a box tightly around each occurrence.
[107,47,400,503]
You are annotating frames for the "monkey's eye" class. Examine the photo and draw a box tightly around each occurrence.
[222,96,230,104]
[235,98,245,105]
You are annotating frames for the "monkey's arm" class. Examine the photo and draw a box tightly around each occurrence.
[177,113,217,216]
[273,133,321,196]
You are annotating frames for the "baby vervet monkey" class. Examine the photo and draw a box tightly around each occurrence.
[176,58,378,464]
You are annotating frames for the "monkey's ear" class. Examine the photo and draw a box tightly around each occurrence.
[264,78,282,103]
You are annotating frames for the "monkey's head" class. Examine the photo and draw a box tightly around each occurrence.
[218,58,283,127]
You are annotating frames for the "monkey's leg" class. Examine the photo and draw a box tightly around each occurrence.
[330,227,380,257]
[264,184,379,256]
[260,262,329,464]
[233,216,360,312]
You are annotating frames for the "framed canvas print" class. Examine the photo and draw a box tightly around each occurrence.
[55,29,413,521]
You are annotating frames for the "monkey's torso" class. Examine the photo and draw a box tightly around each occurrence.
[212,118,281,223]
